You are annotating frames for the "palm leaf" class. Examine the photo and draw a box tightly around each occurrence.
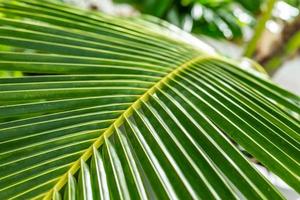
[0,0,299,199]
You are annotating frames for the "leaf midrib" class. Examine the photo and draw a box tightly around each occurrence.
[43,54,216,199]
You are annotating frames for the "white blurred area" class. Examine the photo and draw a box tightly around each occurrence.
[273,57,300,95]
[63,0,138,16]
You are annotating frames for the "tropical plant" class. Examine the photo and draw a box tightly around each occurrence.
[0,0,299,199]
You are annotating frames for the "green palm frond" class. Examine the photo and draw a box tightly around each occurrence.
[0,0,299,199]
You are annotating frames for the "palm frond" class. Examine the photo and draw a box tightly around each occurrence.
[0,0,299,199]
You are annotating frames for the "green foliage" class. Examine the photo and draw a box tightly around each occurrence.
[235,0,263,13]
[285,0,300,7]
[113,0,174,17]
[191,3,244,39]
[114,0,300,41]
[114,0,261,39]
[0,0,299,199]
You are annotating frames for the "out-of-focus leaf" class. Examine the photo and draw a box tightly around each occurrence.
[192,5,244,39]
[284,0,300,8]
[235,0,263,13]
[182,0,231,6]
[217,8,243,37]
[114,0,173,17]
[114,0,254,39]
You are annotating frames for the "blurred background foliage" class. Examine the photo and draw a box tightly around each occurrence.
[112,0,257,40]
[112,0,298,41]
